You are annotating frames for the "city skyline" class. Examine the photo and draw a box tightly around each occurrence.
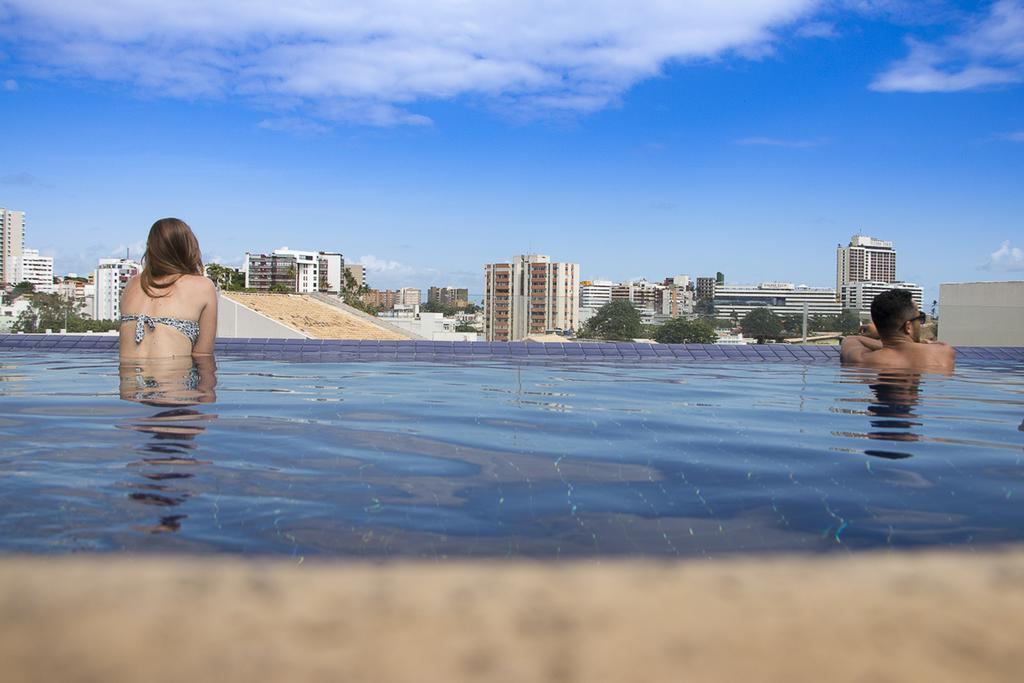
[1,1,1022,305]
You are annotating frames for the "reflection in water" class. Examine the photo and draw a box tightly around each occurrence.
[117,356,218,534]
[838,368,925,460]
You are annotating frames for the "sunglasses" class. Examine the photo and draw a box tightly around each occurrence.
[907,311,927,325]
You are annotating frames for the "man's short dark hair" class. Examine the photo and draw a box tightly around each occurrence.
[871,289,917,336]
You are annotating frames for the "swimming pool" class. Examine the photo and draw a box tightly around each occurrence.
[1,343,1022,558]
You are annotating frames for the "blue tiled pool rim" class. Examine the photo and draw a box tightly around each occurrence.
[1,333,1022,363]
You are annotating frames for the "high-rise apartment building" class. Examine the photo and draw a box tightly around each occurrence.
[244,252,297,291]
[484,254,579,341]
[1,208,26,286]
[398,288,422,307]
[659,275,694,318]
[836,235,897,298]
[317,252,345,293]
[611,280,664,324]
[695,276,717,301]
[14,249,55,293]
[427,286,470,308]
[94,258,141,321]
[362,289,398,310]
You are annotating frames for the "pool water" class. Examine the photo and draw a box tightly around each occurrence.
[1,352,1022,558]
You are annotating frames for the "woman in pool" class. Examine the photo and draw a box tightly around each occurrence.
[119,218,218,359]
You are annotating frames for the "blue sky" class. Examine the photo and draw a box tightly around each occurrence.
[1,0,1022,303]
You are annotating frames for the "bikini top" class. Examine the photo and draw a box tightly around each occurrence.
[121,313,200,345]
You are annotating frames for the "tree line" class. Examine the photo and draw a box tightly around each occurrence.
[577,300,861,343]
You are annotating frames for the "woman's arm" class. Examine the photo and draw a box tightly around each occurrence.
[193,278,219,355]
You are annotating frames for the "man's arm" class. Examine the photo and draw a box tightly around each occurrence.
[840,335,882,364]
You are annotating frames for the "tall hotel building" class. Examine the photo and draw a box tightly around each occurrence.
[836,234,920,312]
[1,208,26,286]
[484,254,579,341]
[836,235,897,296]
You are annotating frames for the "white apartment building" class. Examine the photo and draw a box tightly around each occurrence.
[578,279,614,325]
[13,249,55,293]
[273,248,320,293]
[841,280,923,314]
[398,287,422,306]
[1,208,26,286]
[484,254,579,341]
[318,252,344,293]
[94,258,141,321]
[836,234,897,301]
[713,282,841,320]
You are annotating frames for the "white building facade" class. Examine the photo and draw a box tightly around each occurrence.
[13,249,55,293]
[713,282,842,320]
[841,280,923,314]
[318,252,345,293]
[94,258,141,321]
[1,208,25,286]
[578,279,613,325]
[398,287,422,307]
[273,248,320,293]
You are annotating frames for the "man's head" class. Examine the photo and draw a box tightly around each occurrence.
[871,289,922,341]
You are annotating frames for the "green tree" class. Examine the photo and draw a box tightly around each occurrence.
[836,309,861,335]
[454,322,478,333]
[741,308,784,344]
[780,314,804,338]
[582,300,643,341]
[653,317,717,344]
[422,300,458,316]
[10,281,35,299]
[694,298,716,318]
[11,293,119,333]
[206,263,245,291]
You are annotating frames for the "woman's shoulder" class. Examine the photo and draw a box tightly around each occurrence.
[177,274,216,293]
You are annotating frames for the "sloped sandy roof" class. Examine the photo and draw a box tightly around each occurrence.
[222,292,410,340]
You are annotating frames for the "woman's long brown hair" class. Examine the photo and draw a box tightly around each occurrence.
[140,218,204,298]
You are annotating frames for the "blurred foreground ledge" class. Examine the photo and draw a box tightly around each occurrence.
[2,549,1023,682]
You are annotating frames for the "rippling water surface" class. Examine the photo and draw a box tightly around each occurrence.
[1,352,1021,558]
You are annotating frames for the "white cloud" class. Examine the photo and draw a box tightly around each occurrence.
[996,130,1024,141]
[871,0,1024,93]
[257,117,331,137]
[356,254,450,290]
[985,241,1024,271]
[2,79,17,91]
[795,21,838,39]
[0,0,817,125]
[735,136,829,148]
[358,254,420,276]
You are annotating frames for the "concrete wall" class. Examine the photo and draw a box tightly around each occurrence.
[939,281,1024,346]
[216,293,307,339]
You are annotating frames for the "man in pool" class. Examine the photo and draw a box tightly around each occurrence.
[840,289,955,372]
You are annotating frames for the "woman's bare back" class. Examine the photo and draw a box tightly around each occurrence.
[119,274,218,359]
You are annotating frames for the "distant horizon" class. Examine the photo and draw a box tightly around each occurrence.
[2,1,1021,308]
